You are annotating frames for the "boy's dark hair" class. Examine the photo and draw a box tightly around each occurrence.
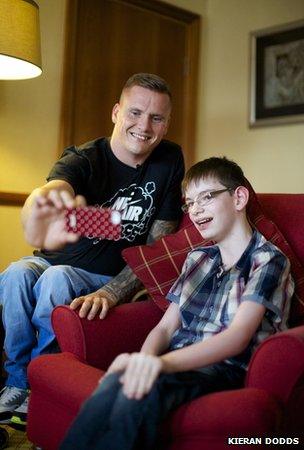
[122,73,172,100]
[183,157,247,192]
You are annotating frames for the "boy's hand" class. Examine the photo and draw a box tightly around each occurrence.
[120,353,163,400]
[103,353,162,400]
[105,353,131,375]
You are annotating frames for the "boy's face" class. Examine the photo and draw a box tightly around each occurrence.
[184,177,238,242]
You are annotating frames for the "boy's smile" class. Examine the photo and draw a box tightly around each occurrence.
[185,177,237,242]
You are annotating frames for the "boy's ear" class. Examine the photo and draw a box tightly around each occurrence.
[234,186,249,211]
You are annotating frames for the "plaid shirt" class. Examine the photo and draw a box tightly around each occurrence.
[166,230,294,369]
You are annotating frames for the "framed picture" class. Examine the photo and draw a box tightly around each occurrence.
[249,20,304,127]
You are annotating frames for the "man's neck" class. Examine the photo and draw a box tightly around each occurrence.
[109,137,151,168]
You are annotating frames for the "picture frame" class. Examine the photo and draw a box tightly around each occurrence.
[249,20,304,127]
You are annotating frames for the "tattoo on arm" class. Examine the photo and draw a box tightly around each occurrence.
[146,219,179,244]
[101,220,178,304]
[101,265,143,305]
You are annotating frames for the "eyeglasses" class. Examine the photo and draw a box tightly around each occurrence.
[181,188,234,214]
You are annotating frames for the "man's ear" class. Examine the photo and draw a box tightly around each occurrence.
[111,103,120,124]
[163,114,171,135]
[234,186,249,211]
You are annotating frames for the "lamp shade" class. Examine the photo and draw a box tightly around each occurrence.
[0,0,42,80]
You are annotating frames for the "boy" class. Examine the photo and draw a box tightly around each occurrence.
[60,157,293,450]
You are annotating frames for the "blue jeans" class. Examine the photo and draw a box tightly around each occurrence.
[0,256,112,389]
[60,363,245,450]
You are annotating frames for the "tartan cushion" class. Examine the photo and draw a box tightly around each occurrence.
[123,225,211,310]
[123,182,304,325]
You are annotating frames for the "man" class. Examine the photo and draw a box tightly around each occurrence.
[0,73,185,427]
[60,157,293,450]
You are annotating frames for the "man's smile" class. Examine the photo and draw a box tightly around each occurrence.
[130,132,151,141]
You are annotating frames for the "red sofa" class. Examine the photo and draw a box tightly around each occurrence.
[27,194,304,449]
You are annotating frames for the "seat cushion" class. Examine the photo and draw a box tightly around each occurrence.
[164,388,281,438]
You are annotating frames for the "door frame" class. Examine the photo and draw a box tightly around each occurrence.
[59,0,200,167]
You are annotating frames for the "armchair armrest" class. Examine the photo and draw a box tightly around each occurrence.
[27,352,103,449]
[51,299,164,370]
[28,352,102,415]
[246,325,304,404]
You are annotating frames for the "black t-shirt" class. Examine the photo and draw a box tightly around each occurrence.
[35,137,185,276]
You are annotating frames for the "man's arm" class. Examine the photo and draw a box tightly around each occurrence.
[70,218,179,319]
[101,219,179,302]
[22,179,86,249]
[146,218,179,244]
[22,180,75,226]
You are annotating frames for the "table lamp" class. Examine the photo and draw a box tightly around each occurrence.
[0,0,42,80]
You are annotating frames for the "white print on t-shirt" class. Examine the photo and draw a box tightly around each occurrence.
[90,182,156,243]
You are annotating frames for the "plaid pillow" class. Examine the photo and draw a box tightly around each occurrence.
[123,182,304,325]
[123,225,211,310]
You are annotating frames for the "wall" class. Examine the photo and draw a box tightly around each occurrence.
[0,0,303,271]
[168,0,304,192]
[165,0,206,164]
[0,0,67,271]
[202,0,304,193]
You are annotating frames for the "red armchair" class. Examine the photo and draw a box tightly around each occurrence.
[27,194,304,449]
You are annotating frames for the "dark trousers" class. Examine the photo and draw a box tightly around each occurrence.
[60,362,245,450]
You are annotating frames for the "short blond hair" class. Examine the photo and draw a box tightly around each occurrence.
[122,73,172,100]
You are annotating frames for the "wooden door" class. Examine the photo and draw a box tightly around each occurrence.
[60,0,200,168]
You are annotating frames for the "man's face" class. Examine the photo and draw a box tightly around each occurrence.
[185,177,238,243]
[110,85,171,166]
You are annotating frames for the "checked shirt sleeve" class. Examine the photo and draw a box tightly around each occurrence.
[241,246,294,327]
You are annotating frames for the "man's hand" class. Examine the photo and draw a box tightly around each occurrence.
[105,352,163,400]
[70,289,117,319]
[23,188,86,250]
